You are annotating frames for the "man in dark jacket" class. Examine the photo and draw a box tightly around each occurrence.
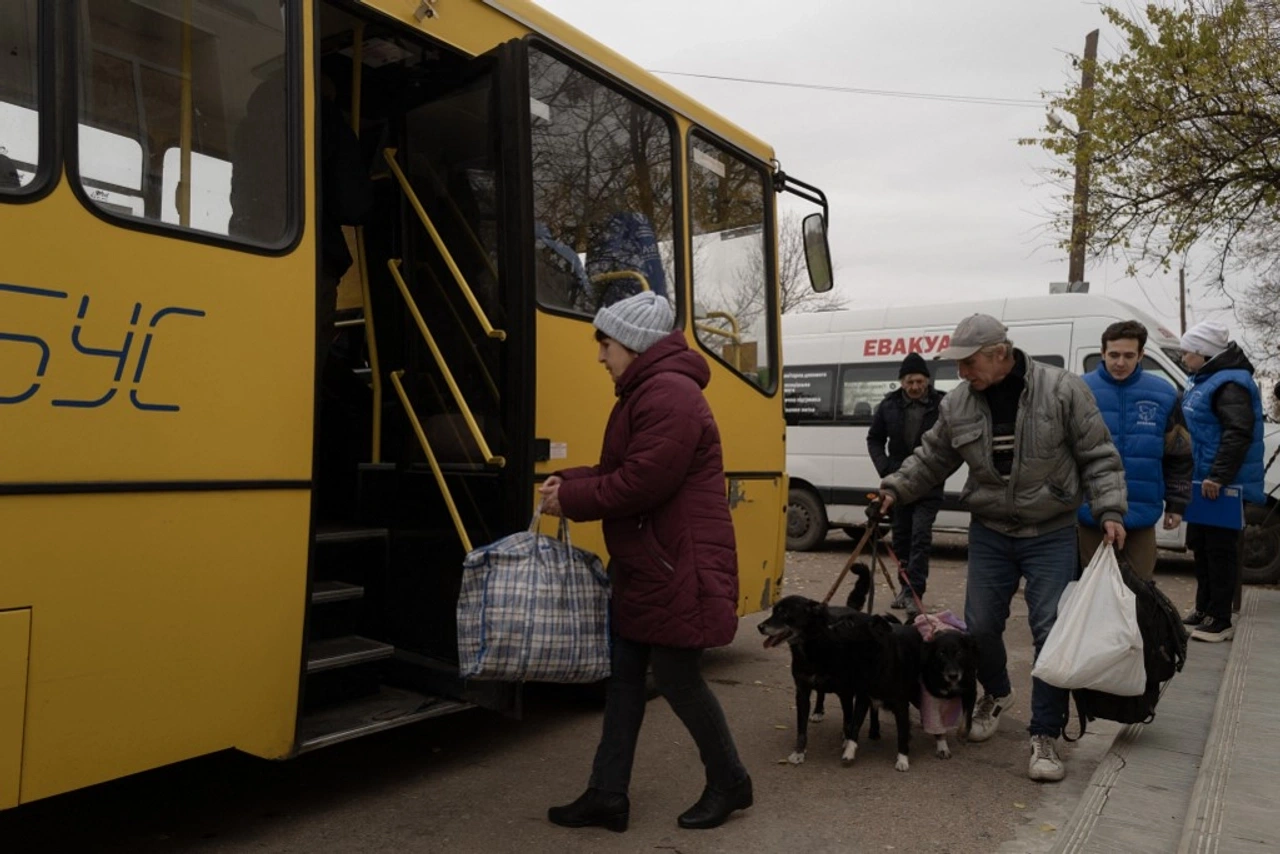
[1078,320,1192,579]
[1179,321,1266,643]
[867,352,944,615]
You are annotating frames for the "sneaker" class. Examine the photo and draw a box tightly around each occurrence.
[1028,735,1065,782]
[1182,608,1208,626]
[1191,618,1235,643]
[903,596,921,621]
[890,587,909,610]
[968,688,1015,742]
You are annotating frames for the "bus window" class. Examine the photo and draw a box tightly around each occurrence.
[689,133,775,391]
[74,0,293,246]
[0,0,39,192]
[528,44,677,317]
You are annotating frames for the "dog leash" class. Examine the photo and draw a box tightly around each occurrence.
[820,495,886,606]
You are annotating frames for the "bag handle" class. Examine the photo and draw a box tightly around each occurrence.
[530,501,575,551]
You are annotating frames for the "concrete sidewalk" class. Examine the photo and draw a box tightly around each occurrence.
[1053,588,1280,853]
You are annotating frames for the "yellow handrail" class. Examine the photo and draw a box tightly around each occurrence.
[382,148,506,341]
[387,259,506,468]
[389,371,472,553]
[696,310,742,345]
[420,260,501,403]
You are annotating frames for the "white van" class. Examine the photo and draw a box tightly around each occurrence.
[782,293,1280,583]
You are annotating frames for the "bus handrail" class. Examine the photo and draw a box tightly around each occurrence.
[389,370,473,553]
[351,27,383,463]
[696,310,742,345]
[382,148,506,341]
[387,259,506,469]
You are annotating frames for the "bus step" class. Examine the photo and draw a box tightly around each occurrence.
[298,685,472,753]
[315,526,389,545]
[306,636,394,673]
[311,580,364,605]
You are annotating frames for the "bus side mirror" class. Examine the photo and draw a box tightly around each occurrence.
[802,212,834,294]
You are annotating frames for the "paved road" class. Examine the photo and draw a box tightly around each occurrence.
[1,534,1200,854]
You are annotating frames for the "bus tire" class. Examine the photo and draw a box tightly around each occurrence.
[787,487,828,552]
[1241,503,1280,585]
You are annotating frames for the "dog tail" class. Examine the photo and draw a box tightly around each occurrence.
[845,562,872,611]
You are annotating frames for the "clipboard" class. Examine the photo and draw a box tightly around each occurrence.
[1183,481,1245,530]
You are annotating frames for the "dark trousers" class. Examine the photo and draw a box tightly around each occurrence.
[589,635,747,796]
[891,497,941,596]
[1187,523,1242,622]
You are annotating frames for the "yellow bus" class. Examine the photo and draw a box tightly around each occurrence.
[0,0,833,808]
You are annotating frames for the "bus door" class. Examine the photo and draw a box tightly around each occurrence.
[296,3,535,733]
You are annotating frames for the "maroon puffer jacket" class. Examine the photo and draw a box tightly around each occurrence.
[556,331,739,649]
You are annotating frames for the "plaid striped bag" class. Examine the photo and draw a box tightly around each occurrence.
[457,511,611,683]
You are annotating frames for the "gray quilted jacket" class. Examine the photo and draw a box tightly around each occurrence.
[882,354,1127,538]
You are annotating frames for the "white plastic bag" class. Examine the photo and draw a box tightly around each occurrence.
[1031,542,1145,696]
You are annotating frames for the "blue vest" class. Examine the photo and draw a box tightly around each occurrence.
[1079,364,1180,529]
[1182,369,1266,504]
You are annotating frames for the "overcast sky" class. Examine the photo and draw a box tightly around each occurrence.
[536,0,1260,353]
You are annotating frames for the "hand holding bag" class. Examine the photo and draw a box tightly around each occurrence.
[1031,542,1146,696]
[456,507,611,683]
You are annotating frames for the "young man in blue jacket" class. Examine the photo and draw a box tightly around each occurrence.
[1078,321,1192,579]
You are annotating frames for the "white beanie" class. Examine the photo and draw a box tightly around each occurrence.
[593,291,674,354]
[1180,320,1230,359]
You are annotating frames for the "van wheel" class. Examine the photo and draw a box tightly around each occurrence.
[1241,504,1280,585]
[787,488,828,551]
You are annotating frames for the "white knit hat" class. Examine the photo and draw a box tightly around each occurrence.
[1181,320,1230,359]
[593,291,674,354]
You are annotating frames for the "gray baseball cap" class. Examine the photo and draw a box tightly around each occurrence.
[936,313,1009,360]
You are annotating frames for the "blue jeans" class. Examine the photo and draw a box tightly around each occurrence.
[589,635,747,795]
[965,521,1078,738]
[891,497,941,596]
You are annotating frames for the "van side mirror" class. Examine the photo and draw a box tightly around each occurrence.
[802,212,834,294]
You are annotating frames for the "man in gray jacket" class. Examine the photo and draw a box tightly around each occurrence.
[879,314,1127,783]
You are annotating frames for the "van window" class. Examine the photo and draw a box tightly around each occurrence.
[783,364,837,424]
[0,0,40,193]
[835,354,1068,425]
[1082,354,1180,390]
[74,0,294,246]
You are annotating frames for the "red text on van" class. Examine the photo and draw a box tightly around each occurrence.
[862,335,951,357]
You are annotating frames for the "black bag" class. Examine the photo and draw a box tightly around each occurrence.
[1066,555,1190,737]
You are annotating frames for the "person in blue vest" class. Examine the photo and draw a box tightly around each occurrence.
[1179,320,1266,643]
[1078,321,1192,579]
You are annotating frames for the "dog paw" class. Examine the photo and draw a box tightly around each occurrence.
[935,738,952,760]
[787,751,806,765]
[895,754,910,772]
[841,740,858,764]
[809,711,825,723]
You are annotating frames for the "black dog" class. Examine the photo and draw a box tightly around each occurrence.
[918,628,979,758]
[843,618,979,770]
[757,564,876,765]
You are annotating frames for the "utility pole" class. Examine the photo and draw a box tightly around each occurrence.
[1179,268,1187,334]
[1067,29,1099,291]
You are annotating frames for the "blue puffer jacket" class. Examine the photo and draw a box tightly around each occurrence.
[1080,363,1182,529]
[1182,344,1266,504]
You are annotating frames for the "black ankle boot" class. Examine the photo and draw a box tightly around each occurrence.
[677,776,753,830]
[547,788,630,832]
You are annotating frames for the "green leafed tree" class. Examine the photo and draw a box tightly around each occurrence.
[1027,0,1280,363]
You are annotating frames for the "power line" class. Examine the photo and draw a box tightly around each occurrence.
[647,69,1045,108]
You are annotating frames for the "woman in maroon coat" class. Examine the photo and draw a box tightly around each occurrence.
[539,291,752,832]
